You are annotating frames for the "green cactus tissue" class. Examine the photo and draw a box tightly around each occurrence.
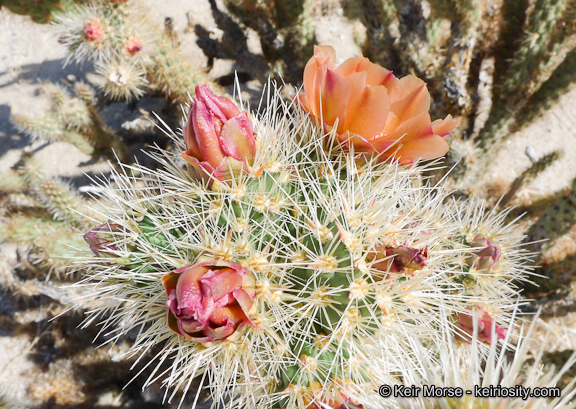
[73,46,533,409]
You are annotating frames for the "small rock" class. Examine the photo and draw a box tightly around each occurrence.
[526,145,539,162]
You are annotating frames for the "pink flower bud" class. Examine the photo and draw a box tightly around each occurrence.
[83,22,104,42]
[466,235,501,272]
[370,244,428,277]
[182,84,257,182]
[124,37,142,55]
[83,222,121,256]
[455,307,507,344]
[162,260,257,344]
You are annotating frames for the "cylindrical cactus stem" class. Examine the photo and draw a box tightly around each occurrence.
[480,0,576,147]
[0,213,88,278]
[73,81,97,104]
[11,113,63,141]
[41,81,69,110]
[516,48,576,127]
[19,155,89,224]
[500,0,575,110]
[11,111,94,155]
[146,38,208,103]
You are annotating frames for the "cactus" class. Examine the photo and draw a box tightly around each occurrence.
[515,48,576,130]
[54,0,208,103]
[70,67,536,408]
[2,157,91,275]
[0,212,87,276]
[146,38,207,103]
[342,0,576,212]
[0,0,82,23]
[223,0,316,84]
[481,0,576,145]
[0,170,27,193]
[400,309,576,409]
[0,155,92,276]
[19,155,88,224]
[11,81,124,159]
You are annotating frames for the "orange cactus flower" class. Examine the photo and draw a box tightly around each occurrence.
[297,45,460,164]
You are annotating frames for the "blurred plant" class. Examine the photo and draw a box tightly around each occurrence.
[0,0,83,23]
[54,0,208,103]
[223,0,317,84]
[0,153,92,277]
[11,81,125,160]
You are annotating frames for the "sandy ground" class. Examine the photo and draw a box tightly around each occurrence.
[475,87,576,206]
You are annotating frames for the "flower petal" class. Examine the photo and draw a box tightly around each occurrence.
[209,305,246,327]
[192,98,226,169]
[335,130,376,152]
[176,265,211,317]
[241,270,256,298]
[394,135,450,164]
[319,68,351,128]
[336,56,396,87]
[385,75,430,130]
[233,288,254,317]
[343,72,390,137]
[199,268,243,303]
[296,93,311,113]
[373,111,434,150]
[163,271,181,316]
[303,45,336,117]
[213,157,246,181]
[167,310,183,335]
[179,318,205,334]
[202,320,237,341]
[195,84,240,122]
[218,112,256,164]
[432,114,461,136]
[183,120,201,159]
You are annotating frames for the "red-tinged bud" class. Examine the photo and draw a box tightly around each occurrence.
[455,307,507,345]
[466,235,501,272]
[162,260,257,344]
[84,22,104,42]
[83,222,121,256]
[125,37,142,55]
[182,84,257,182]
[369,244,428,278]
